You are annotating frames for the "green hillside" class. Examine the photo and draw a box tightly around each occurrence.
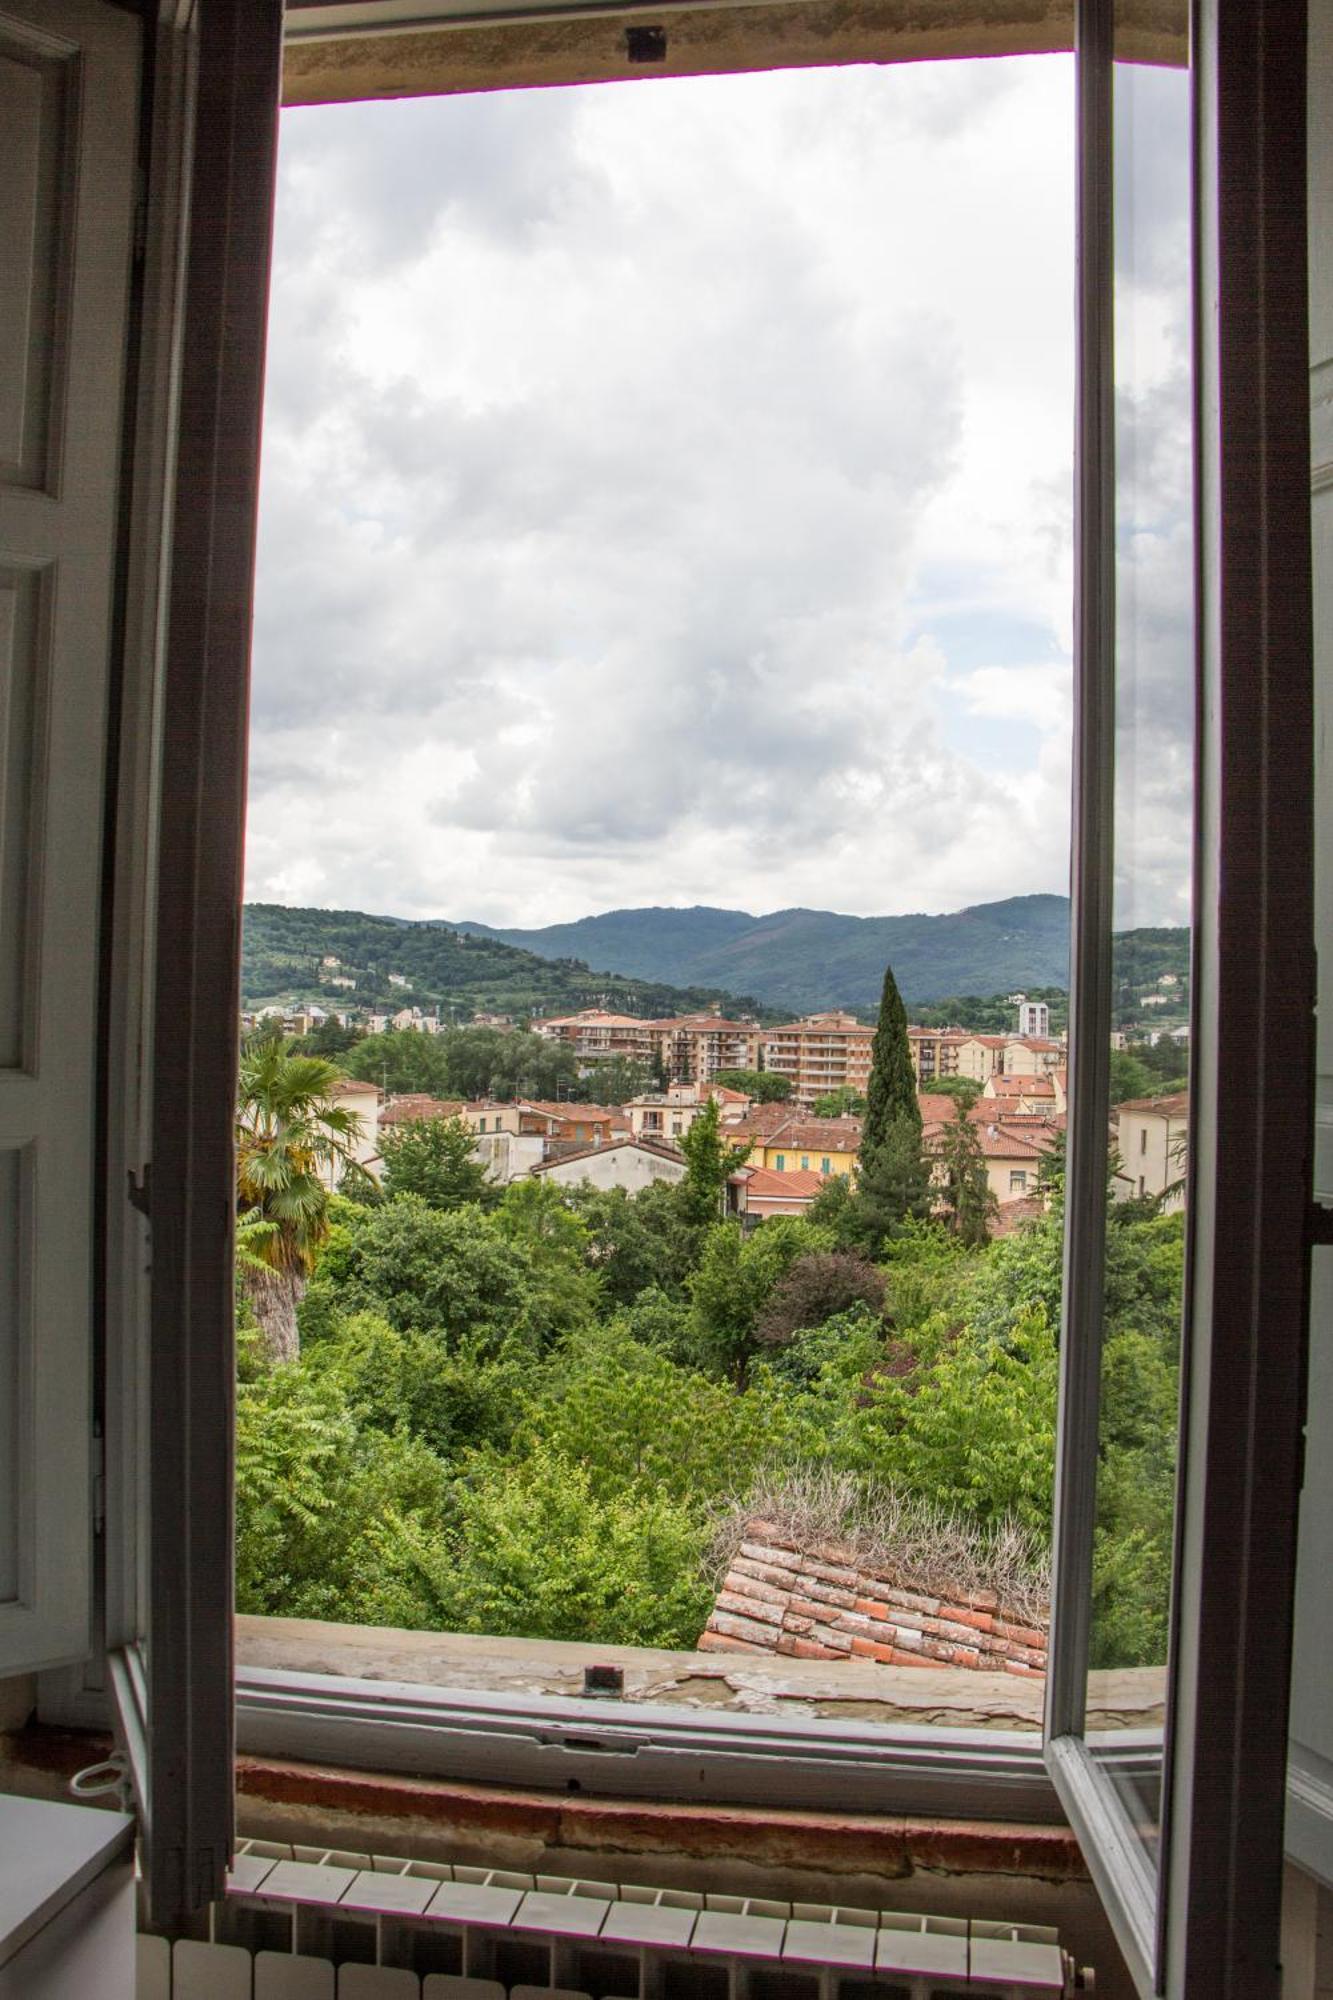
[458,895,1096,1011]
[245,897,1190,1026]
[241,904,774,1023]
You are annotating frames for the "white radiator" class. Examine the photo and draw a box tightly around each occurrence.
[136,1839,1095,1998]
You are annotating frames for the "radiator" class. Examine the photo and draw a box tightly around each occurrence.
[135,1839,1095,1999]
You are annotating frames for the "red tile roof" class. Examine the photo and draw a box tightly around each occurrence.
[740,1168,828,1202]
[700,1521,1047,1675]
[379,1095,465,1127]
[1116,1092,1190,1115]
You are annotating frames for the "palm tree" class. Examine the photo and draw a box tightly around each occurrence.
[235,1034,364,1363]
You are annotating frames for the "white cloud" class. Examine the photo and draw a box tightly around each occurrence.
[246,53,1191,930]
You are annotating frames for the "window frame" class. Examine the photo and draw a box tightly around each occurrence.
[1042,3,1315,1996]
[74,2,1316,1981]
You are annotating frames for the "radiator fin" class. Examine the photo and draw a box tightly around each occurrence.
[137,1841,1088,1997]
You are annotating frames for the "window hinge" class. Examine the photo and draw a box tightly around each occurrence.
[92,1422,106,1538]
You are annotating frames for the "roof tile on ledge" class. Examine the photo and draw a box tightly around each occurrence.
[701,1521,1048,1674]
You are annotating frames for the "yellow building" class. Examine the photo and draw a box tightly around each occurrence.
[736,1115,862,1179]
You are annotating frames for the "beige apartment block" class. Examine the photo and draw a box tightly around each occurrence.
[762,1011,874,1104]
[531,1008,658,1063]
[946,1034,1010,1082]
[908,1027,962,1082]
[1003,1034,1068,1077]
[650,1013,763,1083]
[1113,1092,1189,1209]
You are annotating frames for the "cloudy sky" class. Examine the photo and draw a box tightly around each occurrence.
[247,52,1192,930]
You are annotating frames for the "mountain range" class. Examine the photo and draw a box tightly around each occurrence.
[456,894,1084,1012]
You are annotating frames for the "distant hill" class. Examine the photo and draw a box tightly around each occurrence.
[457,894,1089,1011]
[241,904,774,1023]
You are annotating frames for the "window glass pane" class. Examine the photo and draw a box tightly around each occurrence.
[1084,14,1193,1863]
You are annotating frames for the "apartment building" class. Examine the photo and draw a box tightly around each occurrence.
[761,1011,874,1103]
[1004,1035,1068,1078]
[1016,998,1051,1038]
[651,1013,762,1084]
[530,1008,658,1063]
[907,1026,963,1082]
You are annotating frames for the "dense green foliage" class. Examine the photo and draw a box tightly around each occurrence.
[237,1130,1184,1668]
[380,1116,497,1210]
[713,1068,793,1101]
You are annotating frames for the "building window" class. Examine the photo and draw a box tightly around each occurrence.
[821,1157,831,1174]
[1010,1170,1027,1194]
[775,1155,785,1172]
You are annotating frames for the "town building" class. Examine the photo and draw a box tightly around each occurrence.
[734,1165,827,1220]
[761,1011,874,1104]
[529,1135,688,1194]
[316,1077,381,1191]
[531,1008,659,1065]
[1112,1093,1189,1209]
[650,1013,763,1084]
[1016,997,1052,1038]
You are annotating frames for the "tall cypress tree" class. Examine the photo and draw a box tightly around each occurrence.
[846,963,928,1255]
[861,963,920,1154]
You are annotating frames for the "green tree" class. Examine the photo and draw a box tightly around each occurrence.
[713,1068,793,1102]
[687,1217,825,1384]
[344,1029,454,1097]
[1108,1048,1154,1104]
[495,1178,603,1336]
[861,963,920,1153]
[837,1303,1058,1532]
[844,964,927,1253]
[300,1017,361,1058]
[755,1251,887,1351]
[235,1034,365,1363]
[380,1115,496,1210]
[234,1325,454,1620]
[804,1171,860,1245]
[678,1097,752,1223]
[811,1086,866,1117]
[935,1101,998,1246]
[343,1196,544,1354]
[569,1183,706,1304]
[847,1115,933,1254]
[579,1055,655,1104]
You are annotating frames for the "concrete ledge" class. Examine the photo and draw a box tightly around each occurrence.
[238,1615,1166,1732]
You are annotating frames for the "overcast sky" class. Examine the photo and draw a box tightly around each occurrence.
[246,53,1192,930]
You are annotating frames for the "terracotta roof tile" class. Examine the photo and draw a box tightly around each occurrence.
[701,1521,1047,1674]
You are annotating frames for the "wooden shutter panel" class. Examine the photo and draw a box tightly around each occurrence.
[0,0,138,1676]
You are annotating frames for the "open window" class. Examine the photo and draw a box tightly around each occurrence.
[0,0,1316,1990]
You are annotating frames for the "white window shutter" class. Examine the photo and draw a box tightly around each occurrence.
[0,0,138,1675]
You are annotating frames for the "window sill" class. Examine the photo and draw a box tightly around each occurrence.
[239,1617,1163,1731]
[234,1618,1166,1827]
